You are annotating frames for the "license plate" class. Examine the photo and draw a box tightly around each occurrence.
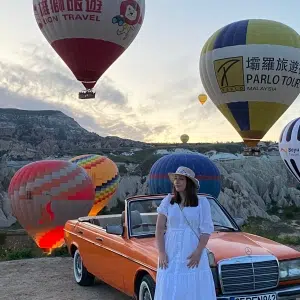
[233,294,276,300]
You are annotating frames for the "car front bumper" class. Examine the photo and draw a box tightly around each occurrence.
[216,285,300,300]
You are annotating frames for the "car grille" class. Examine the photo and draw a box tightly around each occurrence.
[219,256,279,294]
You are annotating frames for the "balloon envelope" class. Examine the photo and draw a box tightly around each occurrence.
[200,19,300,147]
[69,154,120,215]
[180,134,189,143]
[149,153,221,198]
[279,117,300,183]
[8,160,95,252]
[198,94,207,105]
[33,0,145,89]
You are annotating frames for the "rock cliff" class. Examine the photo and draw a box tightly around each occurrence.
[214,156,299,222]
[0,155,16,227]
[0,108,148,160]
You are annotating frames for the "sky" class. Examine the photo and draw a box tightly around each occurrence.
[1,0,300,144]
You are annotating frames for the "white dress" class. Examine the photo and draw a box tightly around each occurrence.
[154,193,216,300]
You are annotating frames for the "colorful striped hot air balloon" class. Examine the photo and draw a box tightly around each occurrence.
[200,19,300,147]
[149,153,221,198]
[69,154,120,216]
[8,160,95,252]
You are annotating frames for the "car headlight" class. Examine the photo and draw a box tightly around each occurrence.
[207,248,216,267]
[279,259,300,281]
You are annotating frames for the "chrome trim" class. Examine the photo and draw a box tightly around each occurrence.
[64,229,156,272]
[216,284,300,300]
[218,255,279,294]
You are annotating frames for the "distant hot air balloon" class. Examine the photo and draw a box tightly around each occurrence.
[8,160,95,252]
[198,94,207,105]
[279,117,300,183]
[69,154,120,216]
[200,19,300,148]
[180,134,189,143]
[33,0,145,99]
[149,153,221,198]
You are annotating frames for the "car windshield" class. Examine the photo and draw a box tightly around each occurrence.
[128,196,238,237]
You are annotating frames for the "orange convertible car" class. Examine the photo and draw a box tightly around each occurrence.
[64,194,300,300]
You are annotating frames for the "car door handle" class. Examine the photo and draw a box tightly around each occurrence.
[77,230,83,234]
[96,237,103,241]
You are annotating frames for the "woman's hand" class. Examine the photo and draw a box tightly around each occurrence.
[158,251,168,269]
[187,248,202,268]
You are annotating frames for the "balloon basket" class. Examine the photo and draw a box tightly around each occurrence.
[41,248,52,255]
[79,89,96,99]
[242,147,261,157]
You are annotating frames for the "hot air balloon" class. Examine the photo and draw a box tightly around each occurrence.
[33,0,145,99]
[69,154,120,216]
[180,134,189,143]
[8,160,95,252]
[200,19,300,148]
[198,93,207,105]
[279,117,300,183]
[149,153,221,198]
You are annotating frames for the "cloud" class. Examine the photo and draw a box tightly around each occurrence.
[0,44,158,141]
[0,43,199,142]
[1,43,129,108]
[0,42,249,143]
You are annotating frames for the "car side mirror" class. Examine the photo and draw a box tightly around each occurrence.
[234,217,245,227]
[106,224,124,236]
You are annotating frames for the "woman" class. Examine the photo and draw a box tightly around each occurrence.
[154,166,216,300]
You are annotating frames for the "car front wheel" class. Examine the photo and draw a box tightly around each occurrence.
[73,249,94,286]
[138,275,155,300]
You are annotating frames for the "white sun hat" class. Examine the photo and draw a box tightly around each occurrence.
[168,166,200,189]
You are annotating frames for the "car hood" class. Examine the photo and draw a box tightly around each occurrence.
[207,231,300,262]
[131,231,300,267]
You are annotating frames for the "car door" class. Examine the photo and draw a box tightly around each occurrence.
[72,222,98,274]
[92,229,127,291]
[77,222,112,280]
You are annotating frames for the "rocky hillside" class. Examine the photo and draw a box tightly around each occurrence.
[0,107,295,228]
[1,150,299,227]
[0,156,16,227]
[0,108,148,160]
[0,108,278,161]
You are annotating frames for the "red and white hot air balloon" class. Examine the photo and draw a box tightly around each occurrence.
[8,160,95,253]
[32,0,145,99]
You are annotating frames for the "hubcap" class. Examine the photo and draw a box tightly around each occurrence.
[139,281,152,300]
[74,251,83,282]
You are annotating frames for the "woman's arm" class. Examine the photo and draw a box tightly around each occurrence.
[197,196,214,251]
[156,213,168,268]
[196,233,210,253]
[155,213,167,253]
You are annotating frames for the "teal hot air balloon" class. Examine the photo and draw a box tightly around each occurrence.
[200,19,300,147]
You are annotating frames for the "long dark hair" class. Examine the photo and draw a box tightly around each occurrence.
[170,177,198,207]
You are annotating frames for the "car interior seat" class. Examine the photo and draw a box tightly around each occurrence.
[131,210,142,227]
[131,210,151,233]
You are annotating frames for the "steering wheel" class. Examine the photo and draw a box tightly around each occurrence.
[132,223,156,230]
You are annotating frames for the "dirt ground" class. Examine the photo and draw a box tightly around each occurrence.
[0,257,131,300]
[1,251,300,300]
